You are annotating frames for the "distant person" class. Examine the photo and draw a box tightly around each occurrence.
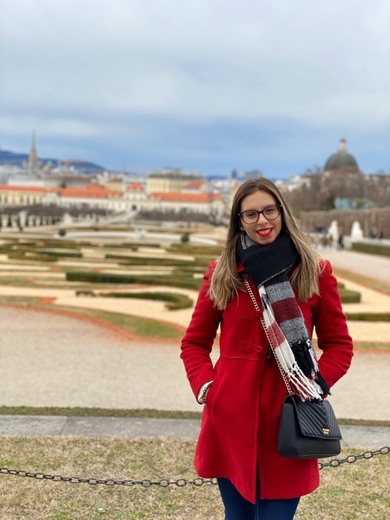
[321,234,331,250]
[181,177,353,519]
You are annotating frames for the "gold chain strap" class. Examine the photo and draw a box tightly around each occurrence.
[243,277,293,395]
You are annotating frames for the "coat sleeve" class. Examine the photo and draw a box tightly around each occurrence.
[314,260,354,389]
[180,262,222,399]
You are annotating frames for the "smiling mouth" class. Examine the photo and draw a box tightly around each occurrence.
[257,228,273,238]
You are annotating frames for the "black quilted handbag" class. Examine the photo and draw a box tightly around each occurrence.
[278,395,342,459]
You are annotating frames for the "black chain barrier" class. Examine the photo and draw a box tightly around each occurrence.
[0,447,388,488]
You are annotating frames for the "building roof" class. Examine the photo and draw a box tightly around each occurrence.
[324,139,360,173]
[0,185,49,193]
[149,192,222,203]
[183,180,207,190]
[59,185,121,199]
[126,182,144,192]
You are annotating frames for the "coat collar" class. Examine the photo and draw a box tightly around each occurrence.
[237,262,245,273]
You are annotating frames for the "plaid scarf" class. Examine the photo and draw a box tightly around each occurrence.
[237,231,330,400]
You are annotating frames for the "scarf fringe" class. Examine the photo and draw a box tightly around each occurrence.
[260,286,323,401]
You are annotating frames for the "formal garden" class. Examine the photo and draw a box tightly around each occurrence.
[0,226,389,519]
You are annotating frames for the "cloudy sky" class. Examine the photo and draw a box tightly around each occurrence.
[1,0,389,178]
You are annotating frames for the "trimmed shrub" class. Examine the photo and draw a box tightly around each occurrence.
[34,239,81,249]
[167,244,223,256]
[345,312,390,322]
[8,252,58,263]
[98,291,193,310]
[106,255,194,266]
[36,250,82,258]
[66,271,202,290]
[351,242,390,257]
[339,288,361,303]
[101,243,160,249]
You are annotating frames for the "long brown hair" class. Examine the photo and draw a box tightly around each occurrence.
[208,177,321,309]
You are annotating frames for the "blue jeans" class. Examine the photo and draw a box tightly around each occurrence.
[217,478,300,520]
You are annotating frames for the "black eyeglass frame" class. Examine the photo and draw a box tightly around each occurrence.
[238,204,283,224]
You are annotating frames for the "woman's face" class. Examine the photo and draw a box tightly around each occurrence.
[239,189,283,245]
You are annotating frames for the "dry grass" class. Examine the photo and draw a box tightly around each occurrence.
[1,407,390,428]
[0,437,388,519]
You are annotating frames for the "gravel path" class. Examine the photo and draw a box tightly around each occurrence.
[0,307,195,411]
[0,306,389,421]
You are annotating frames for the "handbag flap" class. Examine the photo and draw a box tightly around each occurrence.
[288,395,342,440]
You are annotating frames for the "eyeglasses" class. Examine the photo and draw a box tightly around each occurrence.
[238,205,282,224]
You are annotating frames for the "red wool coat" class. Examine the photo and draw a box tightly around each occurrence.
[180,260,353,503]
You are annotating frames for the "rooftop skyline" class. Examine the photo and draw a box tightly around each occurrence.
[1,0,389,178]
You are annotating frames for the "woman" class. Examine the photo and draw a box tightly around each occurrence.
[180,177,353,519]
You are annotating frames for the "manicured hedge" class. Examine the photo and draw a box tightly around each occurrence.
[106,255,194,266]
[345,312,390,321]
[102,242,161,249]
[8,252,58,262]
[5,244,82,260]
[34,239,81,249]
[351,242,390,257]
[338,288,361,303]
[98,291,193,310]
[167,244,223,256]
[66,271,203,290]
[36,250,82,258]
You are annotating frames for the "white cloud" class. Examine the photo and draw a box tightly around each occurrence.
[1,0,389,173]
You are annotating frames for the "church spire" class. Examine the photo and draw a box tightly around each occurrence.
[28,131,38,170]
